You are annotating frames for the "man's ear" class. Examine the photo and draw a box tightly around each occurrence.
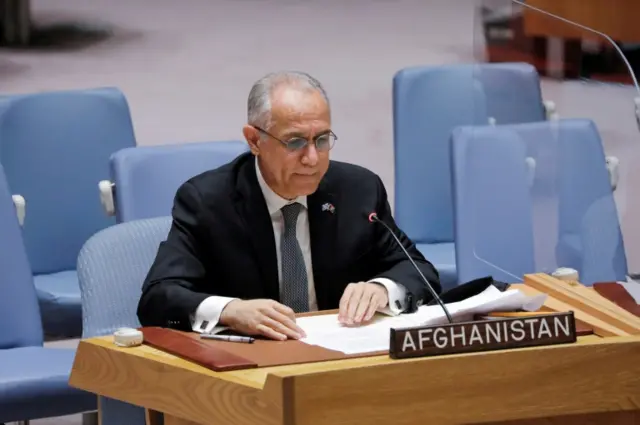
[243,125,260,156]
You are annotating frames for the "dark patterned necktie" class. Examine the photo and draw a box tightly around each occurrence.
[280,202,309,313]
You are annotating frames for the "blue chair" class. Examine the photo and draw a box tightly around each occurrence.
[451,119,627,285]
[450,125,536,284]
[77,216,172,425]
[0,162,97,423]
[0,87,137,337]
[393,62,547,289]
[553,120,628,284]
[100,140,248,222]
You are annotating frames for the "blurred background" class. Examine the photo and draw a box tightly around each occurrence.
[4,0,637,265]
[1,0,477,205]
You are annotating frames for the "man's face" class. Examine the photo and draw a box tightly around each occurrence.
[244,86,332,199]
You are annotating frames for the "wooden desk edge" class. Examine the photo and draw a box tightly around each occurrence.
[69,338,287,425]
[69,310,640,425]
[71,331,640,384]
[69,333,640,424]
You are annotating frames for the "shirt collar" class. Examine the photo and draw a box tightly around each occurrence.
[255,157,308,215]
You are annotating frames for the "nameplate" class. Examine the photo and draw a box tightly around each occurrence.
[389,312,577,359]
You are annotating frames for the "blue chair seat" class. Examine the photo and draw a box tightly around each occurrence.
[34,270,81,337]
[0,346,96,422]
[415,242,457,291]
[557,231,627,285]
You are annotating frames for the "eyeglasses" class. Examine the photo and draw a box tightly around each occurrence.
[254,126,337,152]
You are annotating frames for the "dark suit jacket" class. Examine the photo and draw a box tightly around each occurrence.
[137,152,440,330]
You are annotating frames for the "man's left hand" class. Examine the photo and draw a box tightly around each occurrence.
[338,282,388,325]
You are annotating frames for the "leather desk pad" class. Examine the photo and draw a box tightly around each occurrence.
[142,327,258,371]
[593,282,640,317]
[141,324,385,372]
[183,332,387,369]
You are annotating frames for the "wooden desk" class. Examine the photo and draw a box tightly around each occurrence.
[524,0,640,43]
[483,0,640,82]
[69,277,640,425]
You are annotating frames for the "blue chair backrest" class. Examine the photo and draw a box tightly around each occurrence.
[451,119,627,284]
[111,140,248,222]
[77,216,171,337]
[0,87,137,274]
[393,62,545,245]
[553,120,627,283]
[0,163,43,349]
[451,125,536,284]
[77,216,172,425]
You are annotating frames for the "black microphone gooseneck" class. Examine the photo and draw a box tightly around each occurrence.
[367,212,453,324]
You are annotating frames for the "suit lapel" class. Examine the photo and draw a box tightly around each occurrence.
[308,177,338,291]
[233,155,280,301]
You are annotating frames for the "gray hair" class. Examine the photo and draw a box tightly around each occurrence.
[247,71,330,130]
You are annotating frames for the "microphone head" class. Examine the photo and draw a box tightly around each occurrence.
[368,212,378,223]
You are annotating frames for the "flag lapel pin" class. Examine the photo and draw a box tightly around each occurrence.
[321,202,335,214]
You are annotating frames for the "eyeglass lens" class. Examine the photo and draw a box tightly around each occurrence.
[286,133,334,151]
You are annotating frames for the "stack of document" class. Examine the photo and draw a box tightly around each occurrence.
[297,285,547,354]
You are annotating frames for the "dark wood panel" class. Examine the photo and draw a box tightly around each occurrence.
[524,0,640,43]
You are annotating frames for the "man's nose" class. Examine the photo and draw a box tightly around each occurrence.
[302,143,319,166]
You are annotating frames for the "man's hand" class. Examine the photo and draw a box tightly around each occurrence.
[338,282,389,325]
[219,299,306,341]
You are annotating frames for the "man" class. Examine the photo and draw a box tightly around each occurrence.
[137,71,440,340]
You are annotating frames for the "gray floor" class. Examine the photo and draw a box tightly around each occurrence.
[2,1,640,423]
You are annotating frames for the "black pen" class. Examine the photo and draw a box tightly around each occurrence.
[200,334,255,343]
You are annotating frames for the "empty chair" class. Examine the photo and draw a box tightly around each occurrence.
[77,216,172,425]
[0,162,97,423]
[451,119,627,285]
[393,62,547,289]
[450,125,536,284]
[100,140,248,222]
[553,120,628,284]
[0,87,137,337]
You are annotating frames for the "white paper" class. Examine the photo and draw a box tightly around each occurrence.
[297,285,547,354]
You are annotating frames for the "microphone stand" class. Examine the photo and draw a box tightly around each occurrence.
[369,213,453,324]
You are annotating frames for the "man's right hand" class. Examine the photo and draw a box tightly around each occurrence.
[219,299,306,341]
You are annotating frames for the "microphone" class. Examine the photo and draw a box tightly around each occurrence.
[367,212,453,323]
[509,0,640,133]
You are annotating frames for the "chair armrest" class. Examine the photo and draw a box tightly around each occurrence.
[99,180,115,216]
[12,194,25,226]
[543,100,558,120]
[525,157,536,188]
[605,156,619,191]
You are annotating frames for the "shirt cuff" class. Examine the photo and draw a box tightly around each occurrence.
[191,296,238,334]
[368,277,407,316]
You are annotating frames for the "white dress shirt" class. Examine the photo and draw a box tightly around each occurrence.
[191,159,408,333]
